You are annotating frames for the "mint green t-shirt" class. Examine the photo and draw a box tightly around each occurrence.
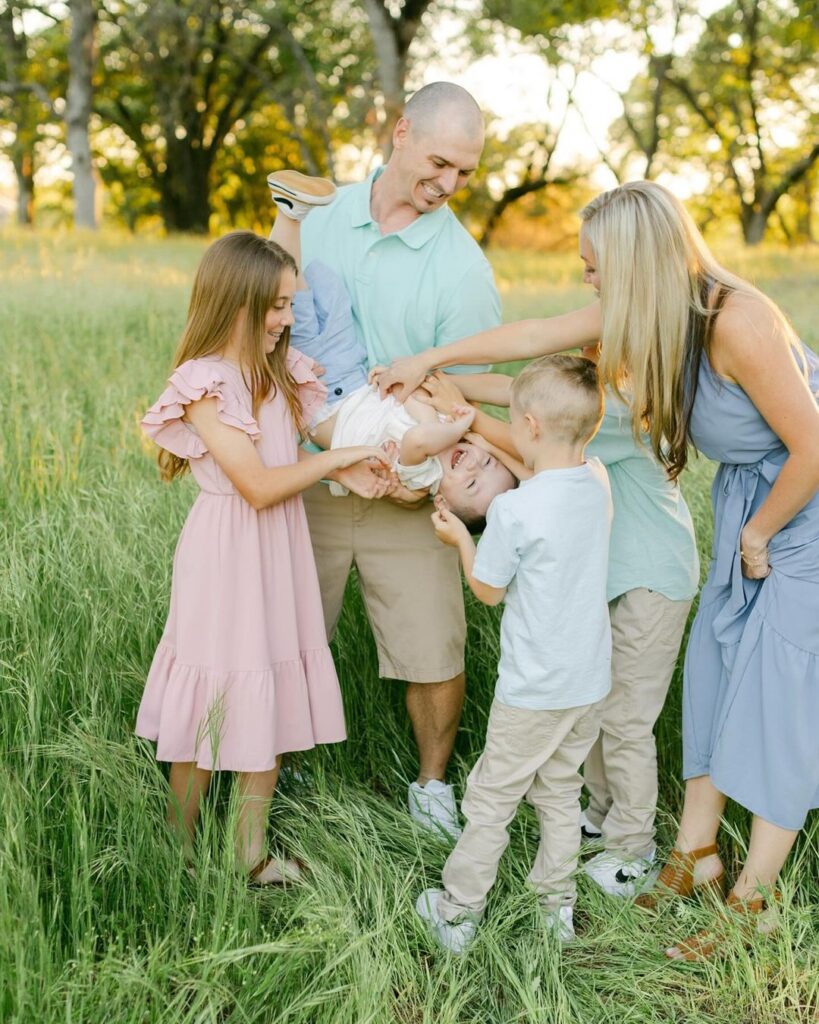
[300,170,501,369]
[587,393,699,603]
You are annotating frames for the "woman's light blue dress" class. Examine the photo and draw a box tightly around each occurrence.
[683,344,819,830]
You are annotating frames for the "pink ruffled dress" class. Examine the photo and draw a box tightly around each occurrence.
[135,349,346,772]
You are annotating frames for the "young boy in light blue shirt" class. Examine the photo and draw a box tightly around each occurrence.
[416,355,613,953]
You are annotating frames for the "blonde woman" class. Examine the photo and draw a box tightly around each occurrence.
[376,181,819,959]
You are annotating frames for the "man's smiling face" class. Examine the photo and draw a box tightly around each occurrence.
[392,115,483,215]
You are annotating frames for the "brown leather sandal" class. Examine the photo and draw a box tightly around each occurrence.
[635,844,725,910]
[247,854,305,887]
[665,889,781,961]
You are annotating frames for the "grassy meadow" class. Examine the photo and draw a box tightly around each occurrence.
[1,230,818,1023]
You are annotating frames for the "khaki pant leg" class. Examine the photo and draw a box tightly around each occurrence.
[439,700,589,922]
[527,703,602,907]
[302,484,355,641]
[585,589,691,857]
[353,494,465,683]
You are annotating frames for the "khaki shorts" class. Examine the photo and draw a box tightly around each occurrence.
[303,483,466,683]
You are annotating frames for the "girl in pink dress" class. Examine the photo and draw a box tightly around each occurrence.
[136,231,387,885]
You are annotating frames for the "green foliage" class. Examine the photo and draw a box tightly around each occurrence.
[481,0,623,41]
[1,232,818,1021]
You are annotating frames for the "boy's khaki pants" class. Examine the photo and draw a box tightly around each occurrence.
[438,697,602,922]
[583,588,692,858]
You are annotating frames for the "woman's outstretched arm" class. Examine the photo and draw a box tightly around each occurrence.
[376,302,602,402]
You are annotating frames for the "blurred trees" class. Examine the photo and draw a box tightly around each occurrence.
[0,0,816,243]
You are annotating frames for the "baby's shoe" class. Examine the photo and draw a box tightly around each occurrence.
[267,169,337,221]
[583,847,657,899]
[415,888,478,955]
[542,904,576,945]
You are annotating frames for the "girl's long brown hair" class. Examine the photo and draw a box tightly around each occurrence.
[159,231,300,481]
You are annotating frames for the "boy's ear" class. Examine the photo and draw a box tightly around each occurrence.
[524,412,540,439]
[434,493,449,511]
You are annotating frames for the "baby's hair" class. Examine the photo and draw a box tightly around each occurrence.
[511,355,604,446]
[449,476,520,536]
[159,231,299,482]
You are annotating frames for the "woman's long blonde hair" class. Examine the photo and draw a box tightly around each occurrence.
[159,231,300,482]
[580,181,797,479]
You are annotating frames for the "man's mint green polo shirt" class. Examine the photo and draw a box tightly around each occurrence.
[300,170,500,369]
[588,392,700,603]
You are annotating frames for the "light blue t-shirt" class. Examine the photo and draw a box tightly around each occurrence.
[300,170,501,371]
[587,393,699,602]
[472,459,613,711]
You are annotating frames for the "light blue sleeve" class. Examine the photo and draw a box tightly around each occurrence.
[472,499,520,588]
[434,257,501,376]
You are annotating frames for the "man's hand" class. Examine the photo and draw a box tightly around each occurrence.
[431,501,470,548]
[375,354,432,402]
[417,371,467,416]
[464,430,498,456]
[385,482,429,508]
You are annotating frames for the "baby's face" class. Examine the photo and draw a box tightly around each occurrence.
[438,442,516,518]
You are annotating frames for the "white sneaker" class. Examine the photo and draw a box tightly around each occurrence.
[583,848,657,899]
[542,904,576,944]
[415,888,478,955]
[267,169,337,221]
[579,809,603,843]
[408,780,462,840]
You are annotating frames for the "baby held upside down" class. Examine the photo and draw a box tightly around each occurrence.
[307,381,516,526]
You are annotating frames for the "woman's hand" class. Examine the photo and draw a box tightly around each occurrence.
[416,371,467,416]
[740,524,771,580]
[374,354,433,403]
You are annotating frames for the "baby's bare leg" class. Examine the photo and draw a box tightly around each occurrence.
[268,214,307,291]
[308,412,338,449]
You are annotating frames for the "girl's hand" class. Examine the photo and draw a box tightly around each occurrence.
[329,456,397,500]
[740,525,771,579]
[417,371,467,415]
[312,361,326,377]
[333,445,392,471]
[375,354,432,403]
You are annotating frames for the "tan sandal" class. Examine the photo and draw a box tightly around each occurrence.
[635,844,725,910]
[665,889,780,961]
[247,854,305,887]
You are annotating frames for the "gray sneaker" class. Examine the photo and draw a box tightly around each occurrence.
[583,848,657,898]
[415,888,478,955]
[542,904,576,944]
[408,780,462,840]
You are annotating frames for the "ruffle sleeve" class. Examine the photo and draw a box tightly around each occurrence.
[287,347,328,427]
[141,359,261,459]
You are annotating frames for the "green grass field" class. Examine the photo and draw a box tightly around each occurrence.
[1,231,818,1023]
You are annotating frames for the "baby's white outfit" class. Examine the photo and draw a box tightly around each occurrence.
[325,384,444,497]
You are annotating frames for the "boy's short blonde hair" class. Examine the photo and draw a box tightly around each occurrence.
[511,355,604,446]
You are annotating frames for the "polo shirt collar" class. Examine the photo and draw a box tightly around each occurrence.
[351,168,450,249]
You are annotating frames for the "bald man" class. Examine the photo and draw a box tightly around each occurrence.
[299,83,501,839]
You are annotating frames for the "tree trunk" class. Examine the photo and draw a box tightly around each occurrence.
[158,143,213,233]
[66,0,98,228]
[742,207,769,246]
[12,149,34,225]
[360,0,406,156]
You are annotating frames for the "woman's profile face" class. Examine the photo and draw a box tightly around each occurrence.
[579,228,600,297]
